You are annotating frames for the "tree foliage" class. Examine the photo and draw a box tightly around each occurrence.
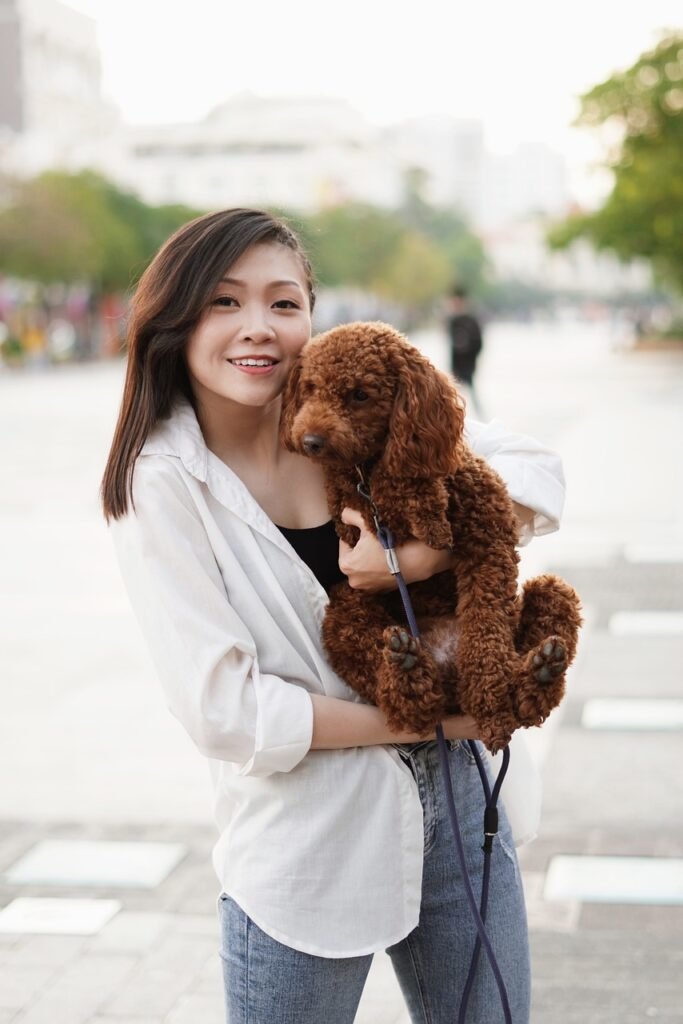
[548,33,683,290]
[299,197,486,312]
[0,170,200,291]
[0,169,487,312]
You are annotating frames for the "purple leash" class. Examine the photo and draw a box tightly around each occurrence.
[357,473,513,1024]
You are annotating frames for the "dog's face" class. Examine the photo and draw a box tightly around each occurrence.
[281,321,465,477]
[282,322,399,465]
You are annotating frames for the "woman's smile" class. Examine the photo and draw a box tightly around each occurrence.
[227,355,281,375]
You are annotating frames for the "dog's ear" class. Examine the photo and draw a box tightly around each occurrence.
[279,352,304,451]
[380,352,465,478]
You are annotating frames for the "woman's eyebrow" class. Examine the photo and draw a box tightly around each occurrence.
[219,277,303,289]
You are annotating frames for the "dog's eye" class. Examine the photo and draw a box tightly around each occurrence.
[351,388,369,402]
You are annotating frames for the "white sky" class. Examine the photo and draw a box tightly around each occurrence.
[64,0,682,202]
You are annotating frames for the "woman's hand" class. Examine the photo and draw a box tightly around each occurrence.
[338,507,454,592]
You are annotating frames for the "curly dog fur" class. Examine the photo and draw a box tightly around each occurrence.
[281,321,582,752]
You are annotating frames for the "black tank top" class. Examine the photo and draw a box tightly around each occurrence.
[276,519,345,594]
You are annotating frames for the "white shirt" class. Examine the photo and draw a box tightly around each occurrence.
[110,397,565,957]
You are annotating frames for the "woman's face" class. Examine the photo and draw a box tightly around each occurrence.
[185,242,312,410]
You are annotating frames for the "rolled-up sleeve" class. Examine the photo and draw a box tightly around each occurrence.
[109,457,313,777]
[465,417,566,545]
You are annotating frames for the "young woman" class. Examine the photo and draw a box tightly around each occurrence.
[102,208,565,1024]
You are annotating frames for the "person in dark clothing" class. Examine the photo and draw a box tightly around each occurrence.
[445,285,484,416]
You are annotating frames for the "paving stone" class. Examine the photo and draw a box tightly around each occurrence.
[165,992,224,1024]
[87,912,171,954]
[537,730,683,835]
[0,897,121,936]
[564,633,683,700]
[11,953,136,1024]
[530,929,683,1023]
[3,839,187,889]
[546,559,683,630]
[580,696,683,731]
[89,1019,163,1024]
[100,931,216,1019]
[101,966,195,1019]
[188,951,222,995]
[523,871,580,933]
[3,933,85,967]
[0,963,58,1011]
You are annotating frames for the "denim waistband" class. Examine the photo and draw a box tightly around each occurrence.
[393,738,460,756]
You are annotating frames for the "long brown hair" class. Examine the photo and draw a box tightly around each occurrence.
[100,208,316,521]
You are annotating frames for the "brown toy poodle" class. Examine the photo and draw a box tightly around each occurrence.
[281,321,582,752]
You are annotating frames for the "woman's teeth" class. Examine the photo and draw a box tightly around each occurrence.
[229,358,276,366]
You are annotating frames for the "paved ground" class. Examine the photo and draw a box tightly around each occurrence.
[0,318,681,1022]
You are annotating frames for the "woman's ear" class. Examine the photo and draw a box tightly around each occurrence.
[380,353,466,478]
[279,352,304,451]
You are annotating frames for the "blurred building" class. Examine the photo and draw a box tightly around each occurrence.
[483,218,652,294]
[121,95,405,212]
[382,115,485,220]
[479,142,570,229]
[0,6,653,300]
[0,0,122,177]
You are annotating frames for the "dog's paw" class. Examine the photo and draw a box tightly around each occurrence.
[383,626,420,671]
[532,638,567,685]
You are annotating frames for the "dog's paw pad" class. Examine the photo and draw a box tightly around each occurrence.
[533,639,566,684]
[384,627,420,671]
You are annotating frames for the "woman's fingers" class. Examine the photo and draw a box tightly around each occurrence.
[340,506,368,532]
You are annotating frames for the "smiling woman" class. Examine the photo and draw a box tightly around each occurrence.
[101,207,568,1024]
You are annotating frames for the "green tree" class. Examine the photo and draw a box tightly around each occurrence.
[0,170,200,291]
[301,203,405,290]
[379,231,452,310]
[548,33,683,290]
[399,167,489,295]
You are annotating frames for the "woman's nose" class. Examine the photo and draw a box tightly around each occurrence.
[240,307,276,341]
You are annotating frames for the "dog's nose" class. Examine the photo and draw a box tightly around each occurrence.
[302,434,327,456]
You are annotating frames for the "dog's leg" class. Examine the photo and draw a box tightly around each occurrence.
[449,548,522,744]
[323,587,447,734]
[512,575,583,727]
[379,625,448,734]
[321,585,399,707]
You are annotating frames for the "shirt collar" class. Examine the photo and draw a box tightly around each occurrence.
[140,398,326,599]
[141,396,209,481]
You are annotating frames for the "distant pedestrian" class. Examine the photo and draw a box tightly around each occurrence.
[446,285,485,417]
[101,208,567,1024]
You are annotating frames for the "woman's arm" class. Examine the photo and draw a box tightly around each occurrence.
[310,694,479,748]
[110,456,313,778]
[465,416,565,543]
[338,504,537,592]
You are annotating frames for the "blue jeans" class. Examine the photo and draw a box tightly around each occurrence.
[217,740,530,1023]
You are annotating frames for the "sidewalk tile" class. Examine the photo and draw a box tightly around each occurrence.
[88,912,171,954]
[3,840,186,889]
[0,963,58,1012]
[3,934,85,968]
[102,967,195,1019]
[166,993,224,1024]
[11,953,136,1024]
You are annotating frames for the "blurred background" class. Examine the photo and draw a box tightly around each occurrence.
[0,2,682,1022]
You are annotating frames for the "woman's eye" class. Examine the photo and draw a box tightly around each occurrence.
[211,296,237,307]
[351,387,369,402]
[273,299,299,309]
